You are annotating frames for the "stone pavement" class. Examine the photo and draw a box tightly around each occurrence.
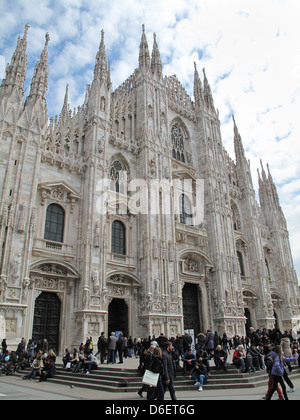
[0,354,300,400]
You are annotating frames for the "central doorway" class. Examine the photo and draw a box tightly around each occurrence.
[32,291,61,353]
[108,298,128,336]
[182,283,201,335]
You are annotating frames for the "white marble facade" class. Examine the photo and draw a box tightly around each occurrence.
[0,25,299,353]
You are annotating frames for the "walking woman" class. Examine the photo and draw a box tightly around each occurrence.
[266,345,298,400]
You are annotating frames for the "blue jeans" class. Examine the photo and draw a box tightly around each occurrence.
[192,372,206,386]
[234,358,246,371]
[107,349,115,364]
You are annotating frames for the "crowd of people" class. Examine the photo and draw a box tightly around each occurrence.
[1,326,299,400]
[0,337,57,381]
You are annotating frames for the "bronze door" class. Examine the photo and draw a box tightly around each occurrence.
[182,283,201,335]
[32,292,61,353]
[108,298,128,336]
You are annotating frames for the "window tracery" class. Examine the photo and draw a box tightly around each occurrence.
[110,160,125,193]
[171,123,185,163]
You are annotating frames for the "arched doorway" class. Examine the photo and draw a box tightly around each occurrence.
[32,292,61,353]
[108,298,128,336]
[182,283,201,335]
[244,308,251,336]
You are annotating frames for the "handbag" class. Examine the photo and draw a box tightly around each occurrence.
[142,369,159,387]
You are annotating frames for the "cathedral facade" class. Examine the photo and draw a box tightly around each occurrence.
[0,25,299,353]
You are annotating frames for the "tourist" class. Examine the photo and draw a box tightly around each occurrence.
[213,345,228,371]
[196,348,211,376]
[221,333,229,353]
[96,332,107,364]
[263,344,284,400]
[73,349,86,372]
[26,339,35,363]
[22,354,43,380]
[162,341,177,400]
[37,355,56,382]
[85,352,98,374]
[205,329,214,357]
[107,332,117,364]
[182,348,197,376]
[173,335,184,358]
[265,345,298,400]
[16,337,26,356]
[280,333,296,392]
[147,346,164,400]
[116,333,125,363]
[232,344,247,372]
[196,333,206,352]
[189,358,208,392]
[1,338,7,354]
[70,348,79,369]
[246,344,261,371]
[62,348,71,368]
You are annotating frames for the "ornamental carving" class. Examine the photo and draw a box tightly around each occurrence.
[184,258,199,272]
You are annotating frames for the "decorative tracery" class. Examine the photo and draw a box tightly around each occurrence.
[171,123,185,163]
[110,160,125,193]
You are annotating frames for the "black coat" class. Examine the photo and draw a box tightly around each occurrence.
[162,350,175,382]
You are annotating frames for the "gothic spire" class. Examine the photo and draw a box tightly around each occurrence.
[151,33,162,77]
[139,24,150,70]
[267,163,280,207]
[232,115,245,161]
[202,68,215,112]
[27,32,50,104]
[0,23,30,95]
[193,62,203,111]
[260,159,267,182]
[59,83,69,122]
[232,116,254,191]
[94,29,108,84]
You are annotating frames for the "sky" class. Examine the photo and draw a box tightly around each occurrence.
[0,0,300,283]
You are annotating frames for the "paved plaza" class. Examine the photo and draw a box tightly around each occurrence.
[0,356,299,401]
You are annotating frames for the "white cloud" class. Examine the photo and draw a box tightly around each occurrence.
[1,0,300,282]
[0,55,5,79]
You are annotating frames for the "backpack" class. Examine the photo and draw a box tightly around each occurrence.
[265,352,273,373]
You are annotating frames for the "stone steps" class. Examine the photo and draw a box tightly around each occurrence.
[17,364,300,393]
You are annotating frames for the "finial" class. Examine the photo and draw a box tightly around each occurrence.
[24,23,30,35]
[142,24,145,33]
[45,32,50,46]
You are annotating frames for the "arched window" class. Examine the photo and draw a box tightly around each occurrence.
[237,251,245,277]
[110,160,126,193]
[111,220,126,255]
[44,204,65,243]
[231,202,241,231]
[179,194,193,226]
[171,123,185,163]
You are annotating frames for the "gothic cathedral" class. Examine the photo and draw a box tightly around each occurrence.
[0,25,299,353]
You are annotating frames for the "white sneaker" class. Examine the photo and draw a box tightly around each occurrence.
[288,388,295,392]
[193,382,200,387]
[198,386,203,392]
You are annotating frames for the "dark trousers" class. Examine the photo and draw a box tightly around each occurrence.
[283,370,294,389]
[266,375,288,400]
[163,378,177,400]
[147,377,165,400]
